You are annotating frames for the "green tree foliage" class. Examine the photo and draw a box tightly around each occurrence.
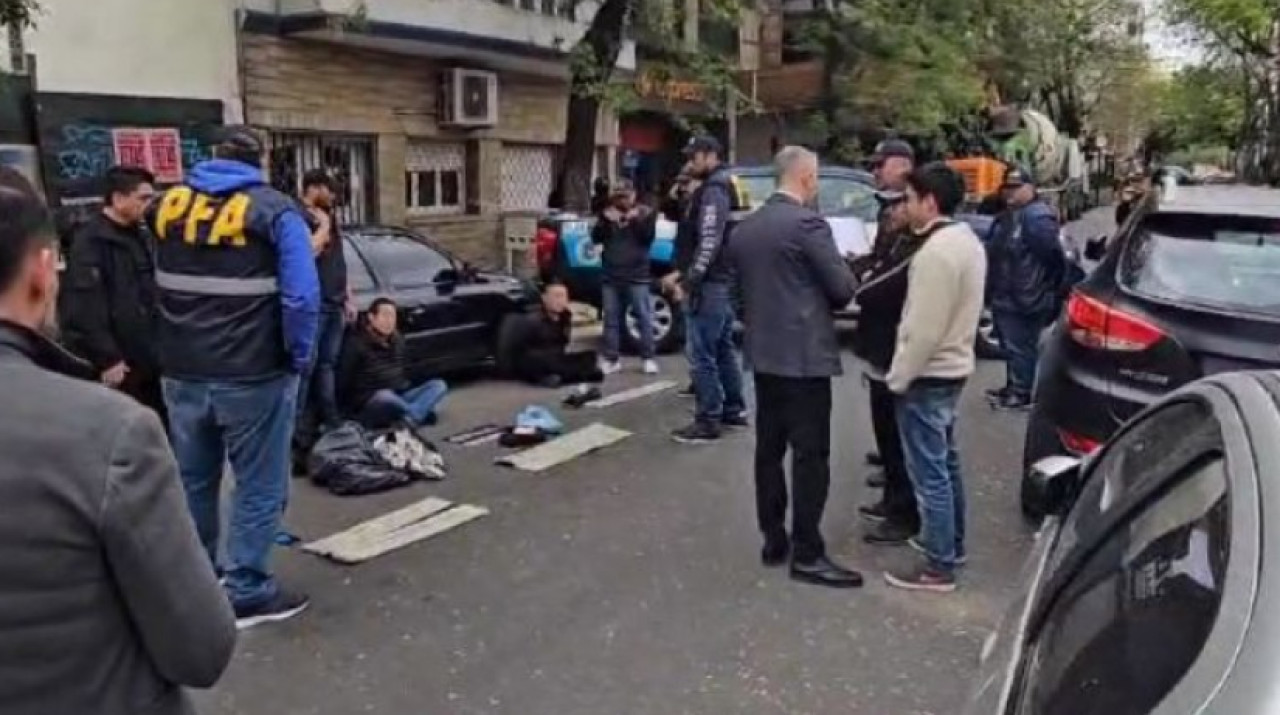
[1150,64,1245,154]
[0,0,38,29]
[553,0,749,211]
[793,0,986,158]
[1162,0,1280,180]
[799,0,1145,154]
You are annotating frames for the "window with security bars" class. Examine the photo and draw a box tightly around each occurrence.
[405,141,465,215]
[492,0,574,19]
[268,132,376,226]
[501,144,558,212]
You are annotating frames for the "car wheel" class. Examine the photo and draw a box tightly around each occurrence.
[975,310,1003,360]
[1020,398,1065,525]
[623,290,686,355]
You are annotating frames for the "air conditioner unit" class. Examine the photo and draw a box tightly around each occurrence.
[439,68,499,128]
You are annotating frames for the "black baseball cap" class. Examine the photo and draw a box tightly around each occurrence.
[684,135,724,157]
[871,139,914,164]
[212,125,265,167]
[1002,164,1035,188]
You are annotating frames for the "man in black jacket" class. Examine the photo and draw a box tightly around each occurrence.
[854,139,922,545]
[497,282,603,403]
[664,136,748,444]
[62,166,164,420]
[592,178,658,374]
[729,146,863,589]
[339,298,448,428]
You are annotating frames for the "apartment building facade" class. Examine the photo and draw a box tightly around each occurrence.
[240,0,635,265]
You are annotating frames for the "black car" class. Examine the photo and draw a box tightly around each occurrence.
[969,370,1280,715]
[343,225,537,381]
[1022,186,1280,519]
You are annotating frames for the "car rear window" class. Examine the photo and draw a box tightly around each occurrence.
[734,172,878,222]
[735,174,775,209]
[1120,212,1280,316]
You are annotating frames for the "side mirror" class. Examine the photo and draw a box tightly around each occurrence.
[1026,455,1083,518]
[1083,235,1107,261]
[435,268,461,286]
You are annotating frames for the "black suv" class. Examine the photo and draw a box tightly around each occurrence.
[1022,185,1280,519]
[343,225,537,381]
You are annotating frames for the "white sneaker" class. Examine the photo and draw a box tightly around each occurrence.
[600,358,622,376]
[642,360,660,375]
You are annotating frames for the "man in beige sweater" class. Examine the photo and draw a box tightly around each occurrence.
[883,162,987,593]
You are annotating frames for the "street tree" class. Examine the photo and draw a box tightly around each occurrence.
[0,0,37,29]
[793,0,986,160]
[552,0,748,212]
[979,0,1147,137]
[1162,0,1280,180]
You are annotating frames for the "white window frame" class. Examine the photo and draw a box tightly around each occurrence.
[406,141,466,216]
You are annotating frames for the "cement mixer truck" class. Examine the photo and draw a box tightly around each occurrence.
[946,106,1092,221]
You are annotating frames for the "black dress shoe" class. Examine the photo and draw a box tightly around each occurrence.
[761,537,790,567]
[863,520,918,545]
[865,470,886,489]
[790,556,864,588]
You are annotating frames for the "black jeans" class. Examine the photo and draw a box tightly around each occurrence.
[869,377,918,528]
[754,373,833,563]
[517,350,604,385]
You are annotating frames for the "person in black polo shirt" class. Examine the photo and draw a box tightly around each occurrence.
[296,169,354,443]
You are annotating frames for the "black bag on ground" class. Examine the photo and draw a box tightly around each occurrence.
[308,422,415,496]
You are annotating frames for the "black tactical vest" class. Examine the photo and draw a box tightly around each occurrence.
[150,182,294,381]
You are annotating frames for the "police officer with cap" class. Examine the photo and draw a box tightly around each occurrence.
[149,125,320,628]
[665,134,750,444]
[985,164,1064,411]
[853,138,922,545]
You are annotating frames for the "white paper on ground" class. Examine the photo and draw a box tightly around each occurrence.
[496,423,631,472]
[302,497,489,564]
[588,380,678,408]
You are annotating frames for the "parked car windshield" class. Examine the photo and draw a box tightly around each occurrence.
[1120,212,1280,316]
[734,171,878,223]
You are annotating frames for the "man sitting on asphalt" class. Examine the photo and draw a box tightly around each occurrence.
[984,165,1065,411]
[884,162,987,594]
[497,281,603,405]
[339,297,448,429]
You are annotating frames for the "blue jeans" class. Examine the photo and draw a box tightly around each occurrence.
[896,381,966,573]
[685,282,746,426]
[359,379,449,428]
[602,282,655,360]
[297,307,345,427]
[992,308,1050,396]
[163,373,298,610]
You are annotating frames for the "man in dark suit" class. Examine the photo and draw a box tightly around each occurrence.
[729,146,864,589]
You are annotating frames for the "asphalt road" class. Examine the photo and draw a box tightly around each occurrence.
[199,208,1118,715]
[195,357,1035,715]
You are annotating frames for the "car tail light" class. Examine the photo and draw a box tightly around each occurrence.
[1058,428,1102,456]
[1065,290,1165,352]
[535,227,558,270]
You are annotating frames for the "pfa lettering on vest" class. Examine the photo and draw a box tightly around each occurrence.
[154,186,253,248]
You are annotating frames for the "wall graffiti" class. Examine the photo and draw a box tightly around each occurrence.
[56,123,115,182]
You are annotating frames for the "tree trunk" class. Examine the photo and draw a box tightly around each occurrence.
[553,0,634,213]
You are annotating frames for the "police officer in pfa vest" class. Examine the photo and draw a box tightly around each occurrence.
[149,126,320,628]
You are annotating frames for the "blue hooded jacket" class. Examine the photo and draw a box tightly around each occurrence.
[186,159,320,373]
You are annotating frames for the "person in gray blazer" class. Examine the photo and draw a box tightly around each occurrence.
[729,146,864,589]
[0,169,236,715]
